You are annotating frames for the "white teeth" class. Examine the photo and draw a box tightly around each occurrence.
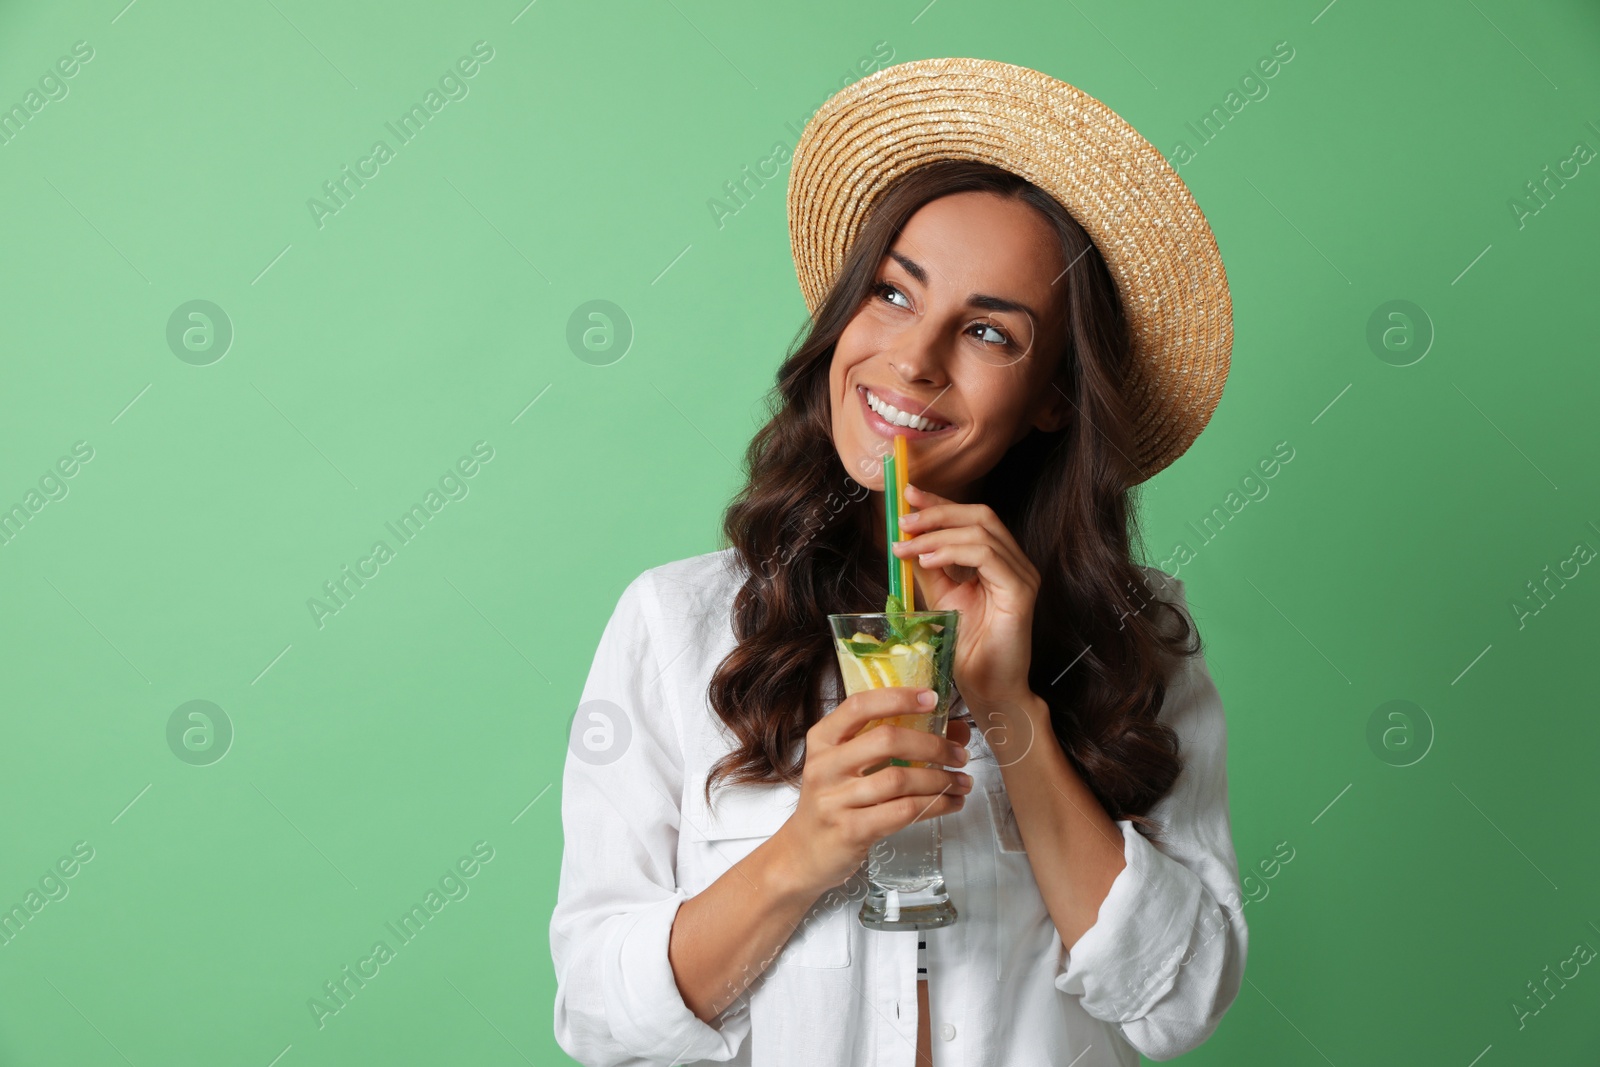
[865,388,949,432]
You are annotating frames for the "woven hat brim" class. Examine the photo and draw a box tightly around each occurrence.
[786,57,1232,483]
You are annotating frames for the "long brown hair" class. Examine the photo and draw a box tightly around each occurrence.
[705,159,1201,837]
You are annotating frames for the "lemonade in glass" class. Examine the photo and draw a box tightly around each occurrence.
[827,608,961,929]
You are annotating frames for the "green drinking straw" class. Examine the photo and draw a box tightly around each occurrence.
[883,451,902,607]
[882,451,910,767]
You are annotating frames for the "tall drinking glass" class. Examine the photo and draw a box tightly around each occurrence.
[827,609,961,931]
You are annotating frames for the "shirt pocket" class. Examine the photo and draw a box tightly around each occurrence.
[962,713,1027,855]
[985,784,1027,853]
[680,779,853,969]
[982,780,1053,982]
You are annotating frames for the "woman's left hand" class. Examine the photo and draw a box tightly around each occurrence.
[892,483,1041,713]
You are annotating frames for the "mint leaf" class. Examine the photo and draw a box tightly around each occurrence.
[882,592,911,645]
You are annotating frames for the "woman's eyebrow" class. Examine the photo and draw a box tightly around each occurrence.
[887,250,1040,321]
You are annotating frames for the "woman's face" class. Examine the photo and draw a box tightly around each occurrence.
[829,190,1073,502]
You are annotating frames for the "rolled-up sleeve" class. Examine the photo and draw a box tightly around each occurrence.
[550,571,751,1066]
[1054,575,1248,1061]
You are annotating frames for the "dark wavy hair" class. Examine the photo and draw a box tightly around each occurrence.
[705,159,1202,838]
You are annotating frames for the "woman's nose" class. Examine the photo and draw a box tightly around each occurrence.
[888,319,951,384]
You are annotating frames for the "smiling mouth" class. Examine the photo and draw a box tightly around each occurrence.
[858,386,955,435]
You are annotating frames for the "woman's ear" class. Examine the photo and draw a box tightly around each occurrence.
[1033,402,1071,433]
[1030,379,1074,433]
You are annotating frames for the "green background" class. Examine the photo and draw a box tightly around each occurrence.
[1,0,1596,1063]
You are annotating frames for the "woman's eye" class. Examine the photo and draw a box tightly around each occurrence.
[972,321,1011,347]
[873,281,911,309]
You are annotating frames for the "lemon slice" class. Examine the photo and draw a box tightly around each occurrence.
[884,642,936,689]
[834,638,876,694]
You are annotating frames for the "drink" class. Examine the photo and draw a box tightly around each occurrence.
[827,609,961,931]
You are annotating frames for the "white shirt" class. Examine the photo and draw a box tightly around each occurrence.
[550,547,1247,1066]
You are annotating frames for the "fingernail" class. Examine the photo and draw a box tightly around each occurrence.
[956,772,972,789]
[918,690,937,707]
[952,748,969,765]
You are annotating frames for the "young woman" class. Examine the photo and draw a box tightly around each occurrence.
[552,59,1245,1067]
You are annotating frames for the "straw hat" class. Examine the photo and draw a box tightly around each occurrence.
[786,56,1232,483]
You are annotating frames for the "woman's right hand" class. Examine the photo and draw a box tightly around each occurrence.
[770,686,974,896]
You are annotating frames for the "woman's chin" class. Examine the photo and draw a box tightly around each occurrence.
[833,440,885,488]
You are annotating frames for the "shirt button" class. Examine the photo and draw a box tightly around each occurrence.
[939,1022,957,1041]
